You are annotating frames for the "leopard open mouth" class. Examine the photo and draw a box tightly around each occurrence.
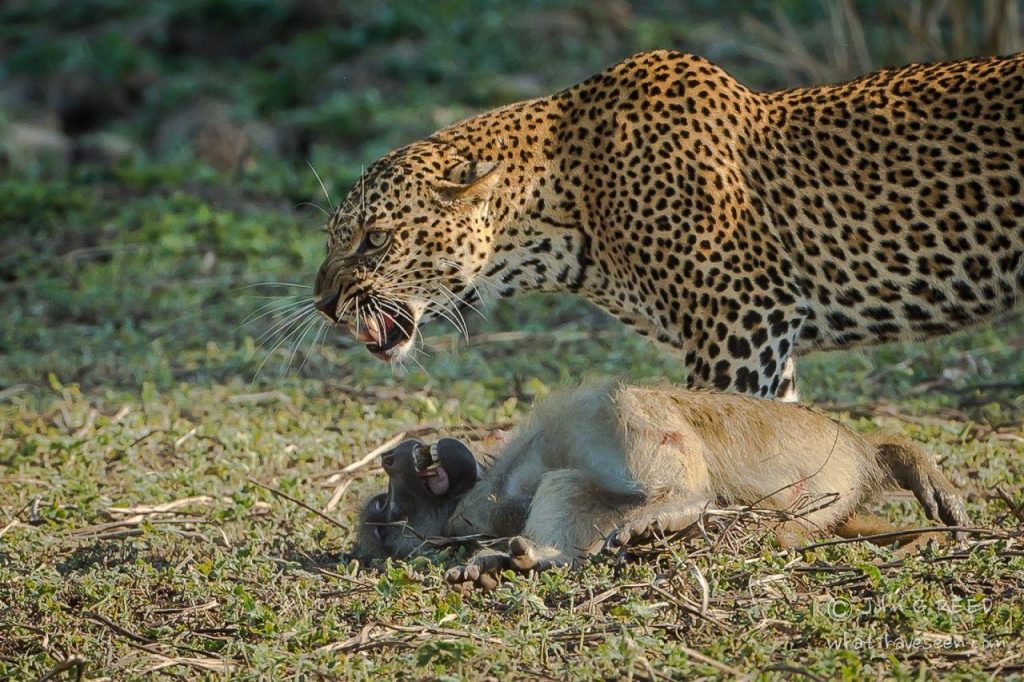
[351,299,416,359]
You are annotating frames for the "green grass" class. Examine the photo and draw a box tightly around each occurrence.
[3,1,1024,679]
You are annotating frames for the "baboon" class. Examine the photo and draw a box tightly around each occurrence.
[357,382,969,589]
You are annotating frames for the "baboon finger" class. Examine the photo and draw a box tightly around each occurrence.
[474,552,511,575]
[653,510,699,534]
[446,550,512,589]
[509,537,570,573]
[449,579,473,593]
[934,488,970,536]
[602,528,632,553]
[913,472,969,530]
[445,566,470,584]
[476,572,499,591]
[615,519,663,546]
[509,536,538,571]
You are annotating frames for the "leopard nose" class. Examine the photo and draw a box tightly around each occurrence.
[315,291,340,322]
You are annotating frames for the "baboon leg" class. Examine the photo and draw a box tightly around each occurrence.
[872,437,970,532]
[446,468,638,590]
[603,499,708,551]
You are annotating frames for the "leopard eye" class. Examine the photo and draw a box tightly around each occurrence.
[366,230,389,249]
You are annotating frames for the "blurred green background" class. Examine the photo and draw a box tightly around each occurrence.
[3,3,1024,679]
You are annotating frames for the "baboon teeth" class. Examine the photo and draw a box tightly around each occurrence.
[417,462,442,478]
[413,444,437,472]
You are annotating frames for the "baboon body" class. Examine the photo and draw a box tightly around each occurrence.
[358,382,967,588]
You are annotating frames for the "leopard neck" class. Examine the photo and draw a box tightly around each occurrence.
[432,92,592,298]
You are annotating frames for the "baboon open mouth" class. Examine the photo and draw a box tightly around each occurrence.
[413,443,450,496]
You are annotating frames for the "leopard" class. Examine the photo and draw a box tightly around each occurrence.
[312,50,1024,400]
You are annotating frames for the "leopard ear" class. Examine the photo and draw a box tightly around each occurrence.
[434,159,502,203]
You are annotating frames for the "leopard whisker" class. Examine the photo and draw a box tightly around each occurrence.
[436,258,498,311]
[296,201,330,218]
[233,281,312,291]
[334,296,355,325]
[307,159,335,212]
[253,304,316,348]
[237,297,311,330]
[425,299,469,340]
[252,307,318,383]
[437,281,487,321]
[394,338,431,377]
[367,299,390,343]
[369,241,396,280]
[431,286,472,338]
[281,310,323,375]
[298,318,329,373]
[354,296,363,340]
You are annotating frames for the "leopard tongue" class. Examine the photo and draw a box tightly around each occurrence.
[355,314,395,344]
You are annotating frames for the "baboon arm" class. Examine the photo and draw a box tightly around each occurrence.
[518,468,629,563]
[445,467,645,590]
[445,493,532,539]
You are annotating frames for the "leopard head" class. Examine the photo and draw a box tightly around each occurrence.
[313,140,503,362]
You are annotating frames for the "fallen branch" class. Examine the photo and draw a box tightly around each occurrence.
[340,433,406,474]
[247,477,346,530]
[34,657,86,682]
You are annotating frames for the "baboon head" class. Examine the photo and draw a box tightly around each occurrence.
[356,438,480,558]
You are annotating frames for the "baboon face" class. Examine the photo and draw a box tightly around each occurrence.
[356,438,480,558]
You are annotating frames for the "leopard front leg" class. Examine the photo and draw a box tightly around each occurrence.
[684,309,805,400]
[777,356,800,403]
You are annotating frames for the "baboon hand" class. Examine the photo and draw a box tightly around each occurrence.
[445,537,569,591]
[445,548,510,591]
